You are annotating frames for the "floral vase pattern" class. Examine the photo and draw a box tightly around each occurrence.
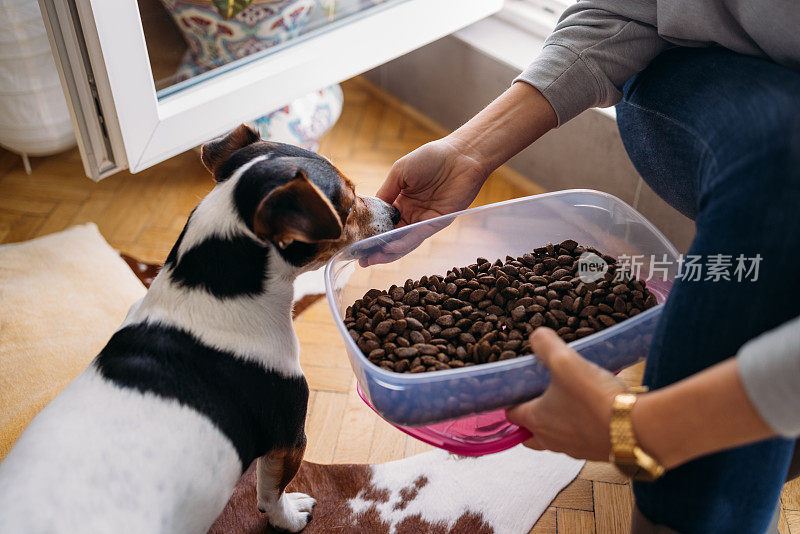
[161,0,342,149]
[253,85,343,151]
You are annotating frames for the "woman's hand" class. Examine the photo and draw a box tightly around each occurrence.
[376,82,557,226]
[376,137,489,226]
[506,327,777,470]
[506,328,628,462]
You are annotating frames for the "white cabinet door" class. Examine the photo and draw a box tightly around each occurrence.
[38,0,502,180]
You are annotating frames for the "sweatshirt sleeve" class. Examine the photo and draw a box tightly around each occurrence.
[738,315,800,438]
[514,0,670,125]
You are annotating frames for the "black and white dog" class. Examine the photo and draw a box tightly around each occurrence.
[0,124,400,533]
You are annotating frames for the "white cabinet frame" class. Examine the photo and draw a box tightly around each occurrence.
[41,0,502,178]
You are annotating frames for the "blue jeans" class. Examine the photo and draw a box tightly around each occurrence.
[616,47,800,533]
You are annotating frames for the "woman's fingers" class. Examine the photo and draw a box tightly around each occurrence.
[529,327,572,370]
[522,435,546,451]
[505,403,525,427]
[376,163,403,205]
[506,399,538,427]
[507,403,545,450]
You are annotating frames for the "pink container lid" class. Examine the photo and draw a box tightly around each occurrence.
[357,382,532,456]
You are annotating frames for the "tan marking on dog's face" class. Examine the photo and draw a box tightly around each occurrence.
[306,178,396,266]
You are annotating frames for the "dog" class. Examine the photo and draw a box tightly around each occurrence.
[0,124,400,533]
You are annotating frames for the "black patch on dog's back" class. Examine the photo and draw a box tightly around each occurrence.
[95,323,308,468]
[166,234,269,298]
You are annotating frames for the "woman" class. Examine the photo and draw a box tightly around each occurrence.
[377,1,800,532]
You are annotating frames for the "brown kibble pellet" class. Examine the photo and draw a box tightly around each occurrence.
[575,327,596,338]
[436,314,455,327]
[405,317,424,330]
[548,280,572,291]
[395,347,419,358]
[421,355,438,366]
[368,348,385,360]
[389,286,405,301]
[511,306,526,321]
[440,327,461,339]
[415,343,438,355]
[551,268,570,279]
[377,295,394,307]
[391,319,407,334]
[559,239,578,251]
[403,289,420,305]
[598,314,616,327]
[499,350,517,361]
[374,320,393,336]
[612,284,629,295]
[530,312,544,328]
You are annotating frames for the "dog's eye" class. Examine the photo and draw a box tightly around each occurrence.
[347,198,355,217]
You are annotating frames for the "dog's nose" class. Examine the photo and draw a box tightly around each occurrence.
[389,205,401,225]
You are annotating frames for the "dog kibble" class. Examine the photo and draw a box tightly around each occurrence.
[343,240,659,373]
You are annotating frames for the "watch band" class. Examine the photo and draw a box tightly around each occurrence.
[609,386,665,482]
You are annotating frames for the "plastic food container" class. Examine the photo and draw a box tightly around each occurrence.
[325,190,679,455]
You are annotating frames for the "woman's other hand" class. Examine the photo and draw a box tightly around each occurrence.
[506,328,627,461]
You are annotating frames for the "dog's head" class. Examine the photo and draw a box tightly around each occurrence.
[199,124,400,270]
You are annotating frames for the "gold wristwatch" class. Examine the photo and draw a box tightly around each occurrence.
[609,386,665,481]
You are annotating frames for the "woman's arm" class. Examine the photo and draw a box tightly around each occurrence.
[446,82,558,175]
[637,315,800,467]
[379,1,669,226]
[632,358,774,469]
[506,328,779,470]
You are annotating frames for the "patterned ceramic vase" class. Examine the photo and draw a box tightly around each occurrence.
[161,0,316,72]
[161,0,342,149]
[252,85,343,151]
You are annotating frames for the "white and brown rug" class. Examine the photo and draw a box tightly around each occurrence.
[211,446,582,534]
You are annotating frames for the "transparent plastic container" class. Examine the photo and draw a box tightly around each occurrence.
[325,190,679,454]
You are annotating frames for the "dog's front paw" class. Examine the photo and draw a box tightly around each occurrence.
[260,492,316,532]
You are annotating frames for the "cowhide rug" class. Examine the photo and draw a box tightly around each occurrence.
[211,446,582,534]
[123,256,584,534]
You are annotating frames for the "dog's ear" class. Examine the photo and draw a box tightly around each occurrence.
[201,124,260,180]
[253,169,343,248]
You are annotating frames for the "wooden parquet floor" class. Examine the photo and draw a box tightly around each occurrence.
[0,77,797,534]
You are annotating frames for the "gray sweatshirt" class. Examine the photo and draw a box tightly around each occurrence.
[516,0,799,125]
[515,0,800,437]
